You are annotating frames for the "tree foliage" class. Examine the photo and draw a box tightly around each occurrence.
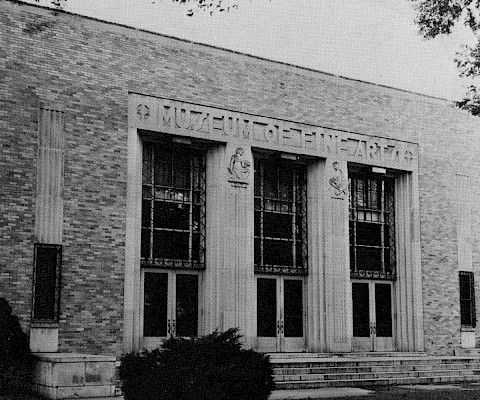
[410,0,480,115]
[34,0,240,16]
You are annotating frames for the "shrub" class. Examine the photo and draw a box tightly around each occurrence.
[120,328,274,400]
[0,298,34,393]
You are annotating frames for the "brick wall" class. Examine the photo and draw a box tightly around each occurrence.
[1,1,480,356]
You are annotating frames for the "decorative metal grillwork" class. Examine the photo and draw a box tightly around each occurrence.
[32,243,62,321]
[349,174,396,280]
[141,141,206,270]
[254,158,308,275]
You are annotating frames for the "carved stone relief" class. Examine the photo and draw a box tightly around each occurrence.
[228,147,251,184]
[329,161,348,197]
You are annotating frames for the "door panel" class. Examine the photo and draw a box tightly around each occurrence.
[143,272,168,337]
[176,274,199,337]
[352,282,370,338]
[257,278,277,338]
[375,283,393,337]
[352,281,395,352]
[257,277,305,352]
[284,280,303,338]
[142,271,200,349]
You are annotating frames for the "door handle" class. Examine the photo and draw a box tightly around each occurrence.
[280,320,284,334]
[167,319,171,336]
[370,323,376,335]
[277,320,281,335]
[172,319,176,337]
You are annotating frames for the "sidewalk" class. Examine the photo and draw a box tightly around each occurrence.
[270,387,374,399]
[78,383,480,400]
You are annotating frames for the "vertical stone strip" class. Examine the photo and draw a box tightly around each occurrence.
[203,145,226,334]
[306,161,326,352]
[456,174,472,272]
[331,199,347,343]
[222,144,255,346]
[123,127,142,353]
[324,159,351,352]
[395,172,424,352]
[35,108,64,244]
[31,107,65,353]
[456,174,475,348]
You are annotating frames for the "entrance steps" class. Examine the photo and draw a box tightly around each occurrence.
[268,352,480,389]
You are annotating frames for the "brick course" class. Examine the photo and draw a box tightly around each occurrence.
[1,1,480,356]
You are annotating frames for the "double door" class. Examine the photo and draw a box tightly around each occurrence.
[141,270,201,349]
[256,276,305,352]
[352,281,394,352]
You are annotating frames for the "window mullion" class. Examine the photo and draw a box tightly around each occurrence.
[380,179,385,274]
[149,148,155,263]
[188,157,193,263]
[260,164,264,268]
[292,170,297,267]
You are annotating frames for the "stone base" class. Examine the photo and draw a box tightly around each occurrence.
[461,330,476,349]
[32,353,116,399]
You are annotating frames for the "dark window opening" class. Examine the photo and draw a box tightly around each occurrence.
[141,141,206,270]
[460,271,476,328]
[349,173,396,280]
[254,157,307,275]
[32,244,62,321]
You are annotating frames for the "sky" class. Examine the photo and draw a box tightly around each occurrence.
[23,0,477,100]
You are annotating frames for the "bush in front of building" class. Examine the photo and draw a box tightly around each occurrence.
[0,298,34,393]
[120,328,274,400]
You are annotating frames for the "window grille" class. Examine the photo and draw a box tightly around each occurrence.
[254,157,308,275]
[349,173,396,280]
[460,271,476,328]
[141,141,206,270]
[32,243,62,321]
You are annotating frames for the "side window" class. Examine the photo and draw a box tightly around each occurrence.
[460,271,476,328]
[32,244,62,321]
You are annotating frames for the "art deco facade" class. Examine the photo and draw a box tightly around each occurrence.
[1,1,480,369]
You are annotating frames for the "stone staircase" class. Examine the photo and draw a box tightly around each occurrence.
[268,352,480,389]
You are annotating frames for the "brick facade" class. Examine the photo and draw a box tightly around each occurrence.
[1,1,480,357]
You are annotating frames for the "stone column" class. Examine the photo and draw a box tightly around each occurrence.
[306,160,326,352]
[395,172,424,352]
[221,143,255,346]
[323,159,352,352]
[203,145,226,335]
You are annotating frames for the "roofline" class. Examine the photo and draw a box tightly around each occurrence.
[8,0,451,102]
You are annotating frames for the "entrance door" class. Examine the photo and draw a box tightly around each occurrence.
[352,281,394,352]
[256,277,305,352]
[141,270,200,349]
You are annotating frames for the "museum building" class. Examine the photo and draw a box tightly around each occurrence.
[2,2,480,388]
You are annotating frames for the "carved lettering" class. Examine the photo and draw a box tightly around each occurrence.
[367,141,378,160]
[264,124,277,142]
[378,140,389,162]
[191,112,208,131]
[175,107,191,129]
[209,115,224,134]
[339,135,349,155]
[302,129,316,150]
[390,147,400,163]
[133,97,418,170]
[223,113,237,136]
[354,140,366,158]
[324,134,337,153]
[159,105,175,127]
[238,119,253,139]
